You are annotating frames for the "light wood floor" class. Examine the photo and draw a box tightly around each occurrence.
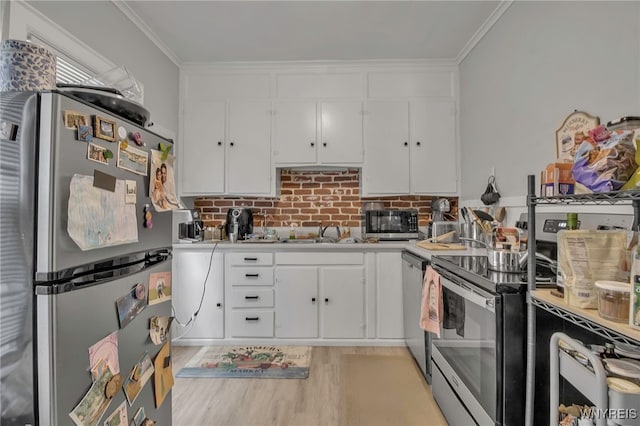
[171,345,447,426]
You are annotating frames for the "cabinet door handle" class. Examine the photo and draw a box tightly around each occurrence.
[324,298,329,303]
[245,273,259,278]
[403,141,408,146]
[216,303,222,308]
[244,257,258,261]
[323,142,327,147]
[245,295,259,300]
[217,141,222,146]
[416,141,421,146]
[311,297,316,302]
[245,316,260,321]
[230,141,235,147]
[310,142,315,147]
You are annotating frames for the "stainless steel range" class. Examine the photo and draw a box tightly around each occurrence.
[429,211,633,426]
[430,254,528,426]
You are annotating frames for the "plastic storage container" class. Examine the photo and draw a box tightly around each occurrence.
[594,281,631,323]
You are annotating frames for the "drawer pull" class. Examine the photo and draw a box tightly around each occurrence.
[245,316,260,321]
[311,297,316,302]
[244,257,258,261]
[245,295,259,300]
[245,273,260,278]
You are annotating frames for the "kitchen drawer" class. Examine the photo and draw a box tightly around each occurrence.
[229,252,273,266]
[230,289,274,308]
[229,267,274,286]
[230,310,274,337]
[275,252,363,265]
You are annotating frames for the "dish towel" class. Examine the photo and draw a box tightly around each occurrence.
[420,266,442,338]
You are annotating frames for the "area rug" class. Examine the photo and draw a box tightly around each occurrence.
[176,345,311,379]
[341,354,446,426]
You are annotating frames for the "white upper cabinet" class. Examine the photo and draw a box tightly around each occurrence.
[227,100,272,195]
[319,101,363,164]
[273,100,363,165]
[363,100,411,194]
[273,101,317,164]
[410,99,457,194]
[181,100,226,194]
[180,67,458,196]
[362,99,457,196]
[180,73,273,196]
[181,99,272,196]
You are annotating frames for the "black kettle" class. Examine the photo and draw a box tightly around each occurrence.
[225,208,253,240]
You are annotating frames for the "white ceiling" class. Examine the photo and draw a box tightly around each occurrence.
[119,1,507,65]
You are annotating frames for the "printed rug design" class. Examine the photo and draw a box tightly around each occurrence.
[176,345,311,379]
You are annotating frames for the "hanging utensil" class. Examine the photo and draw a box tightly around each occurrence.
[473,209,494,222]
[494,207,506,224]
[460,207,468,224]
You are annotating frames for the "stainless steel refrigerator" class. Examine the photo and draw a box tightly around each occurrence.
[0,91,173,425]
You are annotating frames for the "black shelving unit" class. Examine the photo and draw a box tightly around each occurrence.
[524,174,640,426]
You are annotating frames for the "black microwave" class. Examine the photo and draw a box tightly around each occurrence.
[362,209,419,240]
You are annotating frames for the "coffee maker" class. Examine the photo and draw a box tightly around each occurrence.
[178,209,204,241]
[431,198,451,222]
[225,208,253,241]
[427,198,455,240]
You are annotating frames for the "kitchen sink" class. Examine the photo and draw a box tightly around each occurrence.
[281,237,361,244]
[278,237,344,244]
[279,239,318,244]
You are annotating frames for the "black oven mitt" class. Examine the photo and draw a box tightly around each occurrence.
[481,176,501,206]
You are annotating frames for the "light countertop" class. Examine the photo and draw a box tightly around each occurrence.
[172,239,486,261]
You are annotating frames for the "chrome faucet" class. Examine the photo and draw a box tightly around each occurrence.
[318,224,341,240]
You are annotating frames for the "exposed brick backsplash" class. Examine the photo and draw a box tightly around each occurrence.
[194,169,458,228]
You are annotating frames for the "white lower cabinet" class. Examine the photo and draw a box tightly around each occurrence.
[375,252,404,339]
[274,253,365,339]
[172,249,224,340]
[226,252,275,338]
[274,267,318,338]
[320,267,366,338]
[229,311,275,337]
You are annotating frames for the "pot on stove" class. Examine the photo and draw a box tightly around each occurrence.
[489,249,557,273]
[460,237,557,273]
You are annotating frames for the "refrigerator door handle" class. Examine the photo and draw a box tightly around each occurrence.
[35,248,172,295]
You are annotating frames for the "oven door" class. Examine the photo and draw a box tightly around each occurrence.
[431,273,501,426]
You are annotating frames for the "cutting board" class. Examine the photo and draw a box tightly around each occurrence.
[416,241,467,251]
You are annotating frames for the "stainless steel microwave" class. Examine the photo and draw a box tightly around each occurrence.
[362,209,419,240]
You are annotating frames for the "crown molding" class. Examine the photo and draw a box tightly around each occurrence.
[455,0,514,65]
[111,0,181,66]
[180,58,459,72]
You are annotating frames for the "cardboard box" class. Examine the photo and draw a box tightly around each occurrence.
[540,162,575,196]
[543,162,574,184]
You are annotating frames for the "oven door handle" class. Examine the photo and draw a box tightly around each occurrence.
[441,277,495,312]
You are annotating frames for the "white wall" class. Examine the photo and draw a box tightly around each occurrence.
[459,1,640,206]
[15,1,179,135]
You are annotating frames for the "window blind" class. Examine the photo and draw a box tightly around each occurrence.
[27,33,104,86]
